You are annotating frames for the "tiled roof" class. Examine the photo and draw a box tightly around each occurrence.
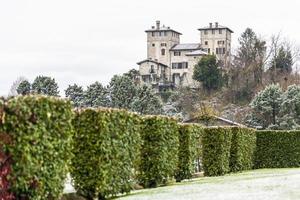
[198,24,234,33]
[170,43,201,51]
[185,50,208,56]
[145,27,182,35]
[137,59,168,67]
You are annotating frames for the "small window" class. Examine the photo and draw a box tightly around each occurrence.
[219,29,222,34]
[152,43,155,47]
[216,48,219,54]
[161,49,166,56]
[150,65,155,73]
[208,48,210,54]
[174,51,181,56]
[204,30,208,35]
[152,32,155,37]
[161,43,167,47]
[205,41,208,45]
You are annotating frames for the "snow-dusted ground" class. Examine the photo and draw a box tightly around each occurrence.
[117,168,300,200]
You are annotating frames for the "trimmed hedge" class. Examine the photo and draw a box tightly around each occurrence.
[255,130,300,168]
[175,123,203,182]
[71,108,141,200]
[229,127,256,172]
[1,96,74,199]
[138,116,179,188]
[202,127,233,176]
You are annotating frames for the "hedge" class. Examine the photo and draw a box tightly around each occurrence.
[229,127,256,172]
[175,123,203,182]
[255,130,300,168]
[202,127,233,176]
[1,96,74,199]
[138,116,179,188]
[71,108,141,200]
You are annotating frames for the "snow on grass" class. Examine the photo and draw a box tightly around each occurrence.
[117,168,300,200]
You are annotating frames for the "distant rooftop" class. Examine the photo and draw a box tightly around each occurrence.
[185,50,208,56]
[170,43,201,51]
[145,20,182,35]
[198,22,234,33]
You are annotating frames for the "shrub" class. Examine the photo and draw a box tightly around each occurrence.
[71,108,141,200]
[138,116,179,188]
[229,127,256,172]
[175,124,203,182]
[202,127,233,176]
[2,96,74,199]
[255,130,300,168]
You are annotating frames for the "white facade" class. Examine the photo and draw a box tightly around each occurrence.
[137,21,233,89]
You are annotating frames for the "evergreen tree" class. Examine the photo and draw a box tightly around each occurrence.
[31,76,59,96]
[193,55,223,91]
[270,46,293,74]
[131,85,163,115]
[248,84,283,129]
[65,84,85,107]
[109,75,137,109]
[16,80,31,96]
[84,82,110,107]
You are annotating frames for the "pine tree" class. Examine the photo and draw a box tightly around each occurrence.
[84,82,110,107]
[65,84,85,107]
[16,80,31,96]
[131,85,163,115]
[31,76,59,96]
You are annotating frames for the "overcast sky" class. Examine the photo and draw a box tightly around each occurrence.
[1,0,300,96]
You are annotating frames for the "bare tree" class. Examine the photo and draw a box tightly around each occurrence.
[8,76,28,97]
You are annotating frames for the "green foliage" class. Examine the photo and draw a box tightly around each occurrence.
[17,80,31,95]
[202,127,233,176]
[71,108,141,200]
[229,127,256,172]
[249,84,283,128]
[131,85,163,115]
[65,84,85,107]
[193,55,223,91]
[2,96,73,199]
[138,116,179,188]
[255,130,300,168]
[109,75,137,109]
[175,124,203,182]
[83,82,110,107]
[31,75,60,96]
[270,46,293,74]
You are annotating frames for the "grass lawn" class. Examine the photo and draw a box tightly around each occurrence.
[117,168,300,200]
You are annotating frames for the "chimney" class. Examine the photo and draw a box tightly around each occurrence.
[156,20,160,30]
[215,22,219,28]
[151,26,155,29]
[209,23,212,28]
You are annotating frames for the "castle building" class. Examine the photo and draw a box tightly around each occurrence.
[137,21,233,89]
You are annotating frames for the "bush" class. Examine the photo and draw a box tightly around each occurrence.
[255,130,300,168]
[138,116,179,188]
[1,96,73,199]
[71,108,141,200]
[202,127,233,176]
[175,124,203,182]
[229,127,256,172]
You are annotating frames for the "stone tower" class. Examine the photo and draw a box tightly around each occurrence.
[198,22,233,67]
[145,20,181,66]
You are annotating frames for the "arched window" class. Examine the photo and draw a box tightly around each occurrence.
[161,49,166,56]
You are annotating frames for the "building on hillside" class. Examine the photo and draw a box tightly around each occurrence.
[137,21,233,89]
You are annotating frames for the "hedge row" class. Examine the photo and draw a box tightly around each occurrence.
[71,108,141,199]
[138,116,179,188]
[255,130,300,168]
[175,124,203,182]
[230,127,256,172]
[202,127,256,176]
[0,96,73,199]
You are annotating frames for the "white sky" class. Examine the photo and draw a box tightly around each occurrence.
[1,0,300,96]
